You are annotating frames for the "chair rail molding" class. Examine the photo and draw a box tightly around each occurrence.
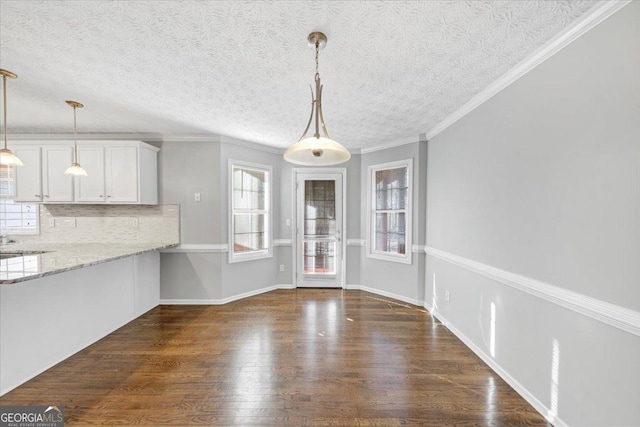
[425,246,640,337]
[161,244,229,253]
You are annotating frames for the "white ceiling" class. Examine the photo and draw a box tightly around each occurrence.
[0,0,598,150]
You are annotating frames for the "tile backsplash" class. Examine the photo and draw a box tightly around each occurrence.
[19,204,180,244]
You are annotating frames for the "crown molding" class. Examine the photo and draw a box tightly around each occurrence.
[426,0,631,141]
[162,134,221,143]
[220,135,284,155]
[8,133,164,142]
[360,135,422,154]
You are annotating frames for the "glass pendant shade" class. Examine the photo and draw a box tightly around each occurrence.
[0,69,23,167]
[65,162,87,176]
[284,32,350,166]
[0,148,24,166]
[283,136,350,166]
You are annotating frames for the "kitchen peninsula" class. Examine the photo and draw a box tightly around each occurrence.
[0,204,179,395]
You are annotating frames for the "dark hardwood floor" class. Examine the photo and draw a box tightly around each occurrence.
[0,289,551,426]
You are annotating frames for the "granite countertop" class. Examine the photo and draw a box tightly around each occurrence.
[0,242,178,284]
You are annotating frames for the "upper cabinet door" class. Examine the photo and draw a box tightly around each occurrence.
[42,146,74,203]
[105,146,138,203]
[13,146,43,202]
[75,146,106,203]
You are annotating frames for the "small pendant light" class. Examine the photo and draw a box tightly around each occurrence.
[0,69,24,166]
[64,100,87,176]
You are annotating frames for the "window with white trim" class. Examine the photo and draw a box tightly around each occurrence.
[367,159,412,264]
[0,165,38,235]
[229,161,272,263]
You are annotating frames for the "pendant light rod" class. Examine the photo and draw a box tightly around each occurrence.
[64,100,87,176]
[1,70,18,151]
[295,33,334,146]
[65,100,83,163]
[0,69,23,167]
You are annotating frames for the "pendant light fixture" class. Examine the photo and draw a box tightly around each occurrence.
[64,100,87,176]
[284,32,350,166]
[0,69,23,166]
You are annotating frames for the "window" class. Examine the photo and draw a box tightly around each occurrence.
[0,165,38,235]
[367,159,412,264]
[229,161,272,263]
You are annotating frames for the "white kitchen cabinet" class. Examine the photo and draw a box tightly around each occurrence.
[74,146,106,203]
[105,146,138,203]
[13,140,158,205]
[13,146,42,202]
[14,146,74,203]
[42,146,74,202]
[75,142,158,204]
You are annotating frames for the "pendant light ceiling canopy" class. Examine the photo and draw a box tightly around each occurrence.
[64,100,88,176]
[283,32,350,166]
[0,69,23,167]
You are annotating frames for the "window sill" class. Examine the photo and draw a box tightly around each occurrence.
[366,251,412,265]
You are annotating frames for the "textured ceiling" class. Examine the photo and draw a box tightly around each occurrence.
[0,0,598,150]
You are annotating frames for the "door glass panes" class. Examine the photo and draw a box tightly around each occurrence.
[303,180,336,275]
[303,241,335,274]
[374,167,408,255]
[304,180,335,236]
[232,166,269,255]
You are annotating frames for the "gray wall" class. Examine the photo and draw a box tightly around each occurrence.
[158,139,225,300]
[159,138,282,300]
[425,3,640,426]
[219,137,281,298]
[360,142,427,303]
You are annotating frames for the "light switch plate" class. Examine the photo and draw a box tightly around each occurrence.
[48,218,55,228]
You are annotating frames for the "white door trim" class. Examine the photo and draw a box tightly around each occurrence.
[292,168,347,289]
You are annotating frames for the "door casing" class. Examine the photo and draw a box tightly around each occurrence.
[292,168,347,288]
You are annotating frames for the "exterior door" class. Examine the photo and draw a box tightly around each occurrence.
[295,172,344,288]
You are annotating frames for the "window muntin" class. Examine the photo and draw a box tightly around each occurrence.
[368,160,412,263]
[229,162,271,262]
[0,165,38,235]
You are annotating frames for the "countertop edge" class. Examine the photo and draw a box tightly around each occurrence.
[0,243,179,285]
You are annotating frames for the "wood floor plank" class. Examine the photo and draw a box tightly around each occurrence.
[0,289,552,426]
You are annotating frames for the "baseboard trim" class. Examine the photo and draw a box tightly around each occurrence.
[425,246,640,337]
[160,284,295,305]
[346,284,422,307]
[424,303,568,427]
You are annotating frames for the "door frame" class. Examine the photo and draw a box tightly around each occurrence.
[291,168,347,289]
